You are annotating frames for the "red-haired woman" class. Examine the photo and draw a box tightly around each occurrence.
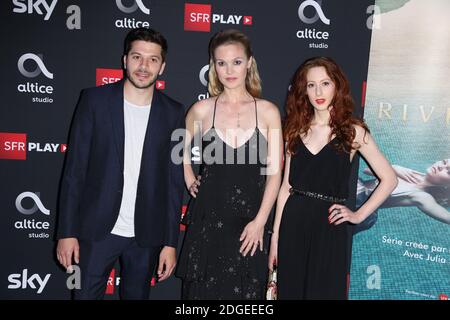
[268,57,398,299]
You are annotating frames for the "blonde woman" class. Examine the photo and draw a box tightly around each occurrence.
[176,29,283,300]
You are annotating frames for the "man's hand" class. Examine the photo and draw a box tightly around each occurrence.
[157,246,176,281]
[56,238,79,271]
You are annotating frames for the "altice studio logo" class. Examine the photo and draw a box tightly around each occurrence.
[15,192,50,216]
[298,0,330,25]
[17,53,53,79]
[116,0,150,14]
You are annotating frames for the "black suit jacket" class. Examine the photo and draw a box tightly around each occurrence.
[56,80,185,248]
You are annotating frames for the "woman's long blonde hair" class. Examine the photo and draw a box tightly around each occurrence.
[207,29,261,98]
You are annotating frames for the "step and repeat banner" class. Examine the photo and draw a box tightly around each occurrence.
[4,0,432,300]
[349,0,450,300]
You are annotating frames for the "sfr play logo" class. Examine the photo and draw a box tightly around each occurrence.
[184,3,253,32]
[0,132,66,160]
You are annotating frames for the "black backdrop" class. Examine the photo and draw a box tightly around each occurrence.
[0,0,374,299]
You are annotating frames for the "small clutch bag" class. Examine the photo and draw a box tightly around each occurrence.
[266,266,277,300]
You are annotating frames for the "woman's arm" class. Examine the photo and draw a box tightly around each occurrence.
[391,165,424,184]
[183,101,205,197]
[239,103,283,257]
[352,126,398,223]
[268,151,292,270]
[330,126,398,225]
[410,191,450,224]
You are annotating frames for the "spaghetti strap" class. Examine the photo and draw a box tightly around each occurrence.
[212,96,219,128]
[253,97,258,129]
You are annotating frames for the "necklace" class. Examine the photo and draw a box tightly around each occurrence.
[218,94,251,129]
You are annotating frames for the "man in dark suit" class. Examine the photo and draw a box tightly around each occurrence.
[56,28,185,299]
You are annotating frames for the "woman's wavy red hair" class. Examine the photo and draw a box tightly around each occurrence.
[284,57,369,154]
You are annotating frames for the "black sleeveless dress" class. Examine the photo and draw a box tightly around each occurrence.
[176,97,270,300]
[278,137,352,300]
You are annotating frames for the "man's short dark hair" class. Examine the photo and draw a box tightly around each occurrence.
[123,28,168,62]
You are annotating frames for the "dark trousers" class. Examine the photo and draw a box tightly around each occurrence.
[73,233,160,300]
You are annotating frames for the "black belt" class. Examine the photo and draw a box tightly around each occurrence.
[289,187,346,204]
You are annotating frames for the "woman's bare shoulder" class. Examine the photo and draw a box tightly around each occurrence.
[187,97,216,119]
[256,98,281,118]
